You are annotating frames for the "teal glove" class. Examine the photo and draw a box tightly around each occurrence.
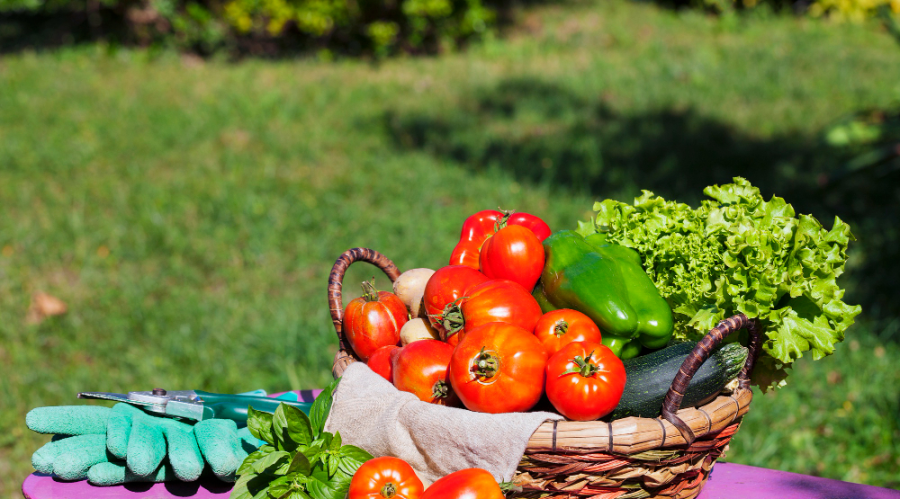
[26,404,261,485]
[27,405,113,481]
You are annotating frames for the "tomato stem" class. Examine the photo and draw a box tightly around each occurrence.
[553,319,569,338]
[360,279,380,302]
[473,347,500,379]
[432,380,451,401]
[493,208,515,233]
[380,482,397,498]
[437,297,466,336]
[560,351,601,378]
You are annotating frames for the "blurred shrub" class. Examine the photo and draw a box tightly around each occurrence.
[658,0,900,22]
[807,0,900,21]
[0,0,494,55]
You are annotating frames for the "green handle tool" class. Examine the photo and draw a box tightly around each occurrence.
[77,388,312,426]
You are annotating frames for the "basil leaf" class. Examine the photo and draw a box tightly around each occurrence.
[238,447,273,476]
[268,475,293,499]
[274,402,313,450]
[310,378,340,436]
[232,472,272,499]
[248,406,275,445]
[327,455,338,478]
[289,492,313,499]
[230,473,258,499]
[252,450,291,474]
[336,445,372,476]
[318,432,333,451]
[329,432,341,451]
[302,439,323,456]
[275,459,295,475]
[307,474,349,499]
[288,450,312,476]
[273,404,293,451]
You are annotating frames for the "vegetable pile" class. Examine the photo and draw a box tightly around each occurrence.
[576,177,862,390]
[234,181,860,498]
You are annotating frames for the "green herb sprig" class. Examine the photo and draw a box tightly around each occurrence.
[231,378,372,499]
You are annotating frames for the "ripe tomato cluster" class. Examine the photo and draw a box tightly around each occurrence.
[349,457,503,499]
[343,209,626,421]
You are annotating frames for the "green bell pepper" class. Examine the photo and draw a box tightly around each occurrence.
[534,230,674,357]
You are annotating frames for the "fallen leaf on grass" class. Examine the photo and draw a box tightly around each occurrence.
[26,292,67,324]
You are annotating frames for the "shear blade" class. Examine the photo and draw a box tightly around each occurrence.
[77,392,158,408]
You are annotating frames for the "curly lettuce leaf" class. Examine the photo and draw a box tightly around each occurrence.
[584,177,862,390]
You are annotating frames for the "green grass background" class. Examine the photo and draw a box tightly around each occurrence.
[2,1,900,495]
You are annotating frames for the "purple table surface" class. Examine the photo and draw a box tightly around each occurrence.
[697,462,900,499]
[23,462,900,499]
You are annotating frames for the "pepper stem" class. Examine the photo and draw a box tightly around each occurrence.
[553,319,569,338]
[360,279,379,302]
[473,347,500,379]
[380,482,397,498]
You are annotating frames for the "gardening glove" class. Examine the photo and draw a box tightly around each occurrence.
[26,405,260,485]
[27,406,111,481]
[26,390,295,485]
[88,408,260,485]
[104,402,205,481]
[27,403,201,484]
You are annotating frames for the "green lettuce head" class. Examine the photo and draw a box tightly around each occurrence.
[578,177,862,390]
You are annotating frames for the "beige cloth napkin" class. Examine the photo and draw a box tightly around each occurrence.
[324,362,562,485]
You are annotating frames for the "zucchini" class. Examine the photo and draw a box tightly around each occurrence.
[607,341,748,420]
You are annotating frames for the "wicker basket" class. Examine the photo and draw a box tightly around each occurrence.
[327,248,764,499]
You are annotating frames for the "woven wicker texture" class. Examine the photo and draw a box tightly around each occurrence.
[327,248,763,499]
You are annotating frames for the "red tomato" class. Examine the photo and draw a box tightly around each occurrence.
[545,341,626,421]
[392,340,459,406]
[533,309,603,356]
[344,281,408,361]
[420,468,503,499]
[479,225,545,292]
[447,279,542,346]
[449,322,549,413]
[422,266,490,339]
[449,209,552,270]
[368,345,401,382]
[349,456,424,499]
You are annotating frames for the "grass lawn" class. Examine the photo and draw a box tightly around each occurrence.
[2,0,900,495]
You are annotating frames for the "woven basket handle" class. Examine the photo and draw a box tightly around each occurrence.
[328,248,402,379]
[661,313,763,444]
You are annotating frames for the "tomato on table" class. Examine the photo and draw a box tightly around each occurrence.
[533,309,603,355]
[449,322,549,413]
[344,281,408,361]
[349,456,424,499]
[392,340,459,406]
[545,341,626,421]
[420,468,503,499]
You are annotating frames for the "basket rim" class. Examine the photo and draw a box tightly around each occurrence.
[524,387,751,456]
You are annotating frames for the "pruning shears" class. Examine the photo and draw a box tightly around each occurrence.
[77,388,312,425]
